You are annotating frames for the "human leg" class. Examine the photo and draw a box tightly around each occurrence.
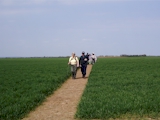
[81,65,87,78]
[83,65,87,77]
[81,65,84,77]
[73,65,77,79]
[71,65,76,79]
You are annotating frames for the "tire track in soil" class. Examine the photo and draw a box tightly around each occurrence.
[23,65,92,120]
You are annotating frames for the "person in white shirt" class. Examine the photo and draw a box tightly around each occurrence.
[68,53,79,79]
[91,53,97,64]
[88,54,92,64]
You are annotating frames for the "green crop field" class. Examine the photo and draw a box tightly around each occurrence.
[76,57,160,119]
[0,58,70,120]
[1,57,160,120]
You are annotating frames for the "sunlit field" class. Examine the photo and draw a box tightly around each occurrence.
[76,57,160,119]
[0,58,70,120]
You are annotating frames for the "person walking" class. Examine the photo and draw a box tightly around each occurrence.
[68,53,79,79]
[79,51,89,78]
[88,54,92,64]
[91,53,97,64]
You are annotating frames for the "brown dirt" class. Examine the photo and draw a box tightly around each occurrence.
[23,65,92,120]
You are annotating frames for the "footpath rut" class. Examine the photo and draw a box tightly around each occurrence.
[23,65,92,120]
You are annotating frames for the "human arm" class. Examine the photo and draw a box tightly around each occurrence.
[79,56,82,67]
[76,57,79,67]
[68,57,71,64]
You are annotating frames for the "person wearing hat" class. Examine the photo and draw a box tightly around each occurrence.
[79,51,89,78]
[68,53,79,79]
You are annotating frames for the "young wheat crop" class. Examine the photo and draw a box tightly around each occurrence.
[0,58,70,120]
[76,57,160,119]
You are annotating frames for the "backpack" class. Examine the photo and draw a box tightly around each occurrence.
[71,57,76,61]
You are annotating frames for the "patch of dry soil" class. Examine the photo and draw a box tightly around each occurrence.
[23,65,92,120]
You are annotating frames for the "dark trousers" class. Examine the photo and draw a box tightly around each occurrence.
[81,64,87,76]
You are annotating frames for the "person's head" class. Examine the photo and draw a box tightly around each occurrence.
[72,52,75,57]
[82,51,85,56]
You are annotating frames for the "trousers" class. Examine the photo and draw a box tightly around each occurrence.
[70,65,77,78]
[81,64,87,76]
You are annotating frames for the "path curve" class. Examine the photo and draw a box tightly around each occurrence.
[23,65,92,120]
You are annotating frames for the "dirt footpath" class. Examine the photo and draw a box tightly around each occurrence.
[23,65,92,120]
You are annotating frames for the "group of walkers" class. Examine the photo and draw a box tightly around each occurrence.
[68,51,97,79]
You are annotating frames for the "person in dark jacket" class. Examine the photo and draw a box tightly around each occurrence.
[79,51,89,78]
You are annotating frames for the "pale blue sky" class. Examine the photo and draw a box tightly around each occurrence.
[0,0,160,57]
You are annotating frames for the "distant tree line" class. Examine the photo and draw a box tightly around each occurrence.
[120,54,147,57]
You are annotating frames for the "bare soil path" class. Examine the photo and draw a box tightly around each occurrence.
[23,65,92,120]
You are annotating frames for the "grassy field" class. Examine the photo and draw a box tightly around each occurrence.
[76,57,160,119]
[0,58,70,120]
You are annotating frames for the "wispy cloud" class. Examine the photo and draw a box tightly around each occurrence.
[52,0,139,5]
[82,38,93,41]
[0,0,137,6]
[0,0,47,6]
[0,8,46,15]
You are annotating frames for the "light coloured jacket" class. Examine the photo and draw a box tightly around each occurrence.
[69,56,79,66]
[91,55,97,62]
